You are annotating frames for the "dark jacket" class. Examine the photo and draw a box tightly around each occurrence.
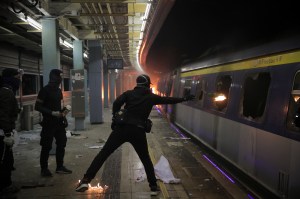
[113,86,185,125]
[35,83,63,125]
[0,86,19,132]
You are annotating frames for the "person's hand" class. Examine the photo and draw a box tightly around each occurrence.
[3,136,14,147]
[184,95,195,101]
[52,111,62,117]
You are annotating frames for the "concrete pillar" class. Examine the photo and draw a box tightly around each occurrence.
[73,40,86,130]
[88,40,103,124]
[103,61,109,108]
[41,18,60,84]
[109,70,116,104]
[116,72,121,97]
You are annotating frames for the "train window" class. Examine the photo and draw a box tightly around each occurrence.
[213,75,232,111]
[241,72,270,119]
[182,79,192,97]
[286,72,300,131]
[195,78,205,105]
[22,74,37,95]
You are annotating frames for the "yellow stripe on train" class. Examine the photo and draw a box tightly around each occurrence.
[181,50,300,77]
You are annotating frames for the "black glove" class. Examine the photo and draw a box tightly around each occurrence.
[184,95,195,101]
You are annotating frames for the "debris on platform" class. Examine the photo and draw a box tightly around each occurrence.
[68,135,88,139]
[88,144,104,149]
[96,138,106,143]
[163,137,191,140]
[21,181,54,189]
[154,155,181,184]
[167,142,183,147]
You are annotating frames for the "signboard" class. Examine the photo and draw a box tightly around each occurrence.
[107,59,123,69]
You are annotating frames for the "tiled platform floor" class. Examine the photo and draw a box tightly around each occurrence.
[2,107,251,199]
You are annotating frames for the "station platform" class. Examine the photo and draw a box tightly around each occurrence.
[5,107,252,199]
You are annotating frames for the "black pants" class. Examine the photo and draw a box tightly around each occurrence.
[40,125,67,169]
[0,136,13,190]
[84,124,157,188]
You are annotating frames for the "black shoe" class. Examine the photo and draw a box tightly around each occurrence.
[41,168,53,177]
[56,166,72,174]
[150,185,160,196]
[75,178,90,192]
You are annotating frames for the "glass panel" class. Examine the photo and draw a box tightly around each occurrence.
[22,74,37,95]
[214,75,232,111]
[64,78,70,91]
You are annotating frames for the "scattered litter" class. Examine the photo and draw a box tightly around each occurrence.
[68,135,88,139]
[204,178,210,182]
[21,182,53,189]
[71,132,82,136]
[76,155,83,158]
[66,130,72,137]
[163,137,190,140]
[89,145,104,149]
[154,155,181,184]
[96,139,106,143]
[167,142,183,147]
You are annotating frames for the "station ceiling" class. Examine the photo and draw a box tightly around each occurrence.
[0,0,299,75]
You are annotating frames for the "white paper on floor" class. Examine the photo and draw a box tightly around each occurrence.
[154,155,181,184]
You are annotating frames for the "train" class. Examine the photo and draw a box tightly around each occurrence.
[156,37,300,199]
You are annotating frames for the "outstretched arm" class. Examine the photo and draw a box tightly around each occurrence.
[152,94,195,105]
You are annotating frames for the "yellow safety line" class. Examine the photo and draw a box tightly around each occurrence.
[148,144,169,198]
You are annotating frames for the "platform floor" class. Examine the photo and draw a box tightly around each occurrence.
[3,107,252,199]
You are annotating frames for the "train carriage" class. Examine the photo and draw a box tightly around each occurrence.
[157,42,300,198]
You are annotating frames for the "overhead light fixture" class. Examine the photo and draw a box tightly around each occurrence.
[19,14,42,30]
[59,38,73,48]
[27,16,42,30]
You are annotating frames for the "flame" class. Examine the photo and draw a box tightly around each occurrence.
[151,86,157,94]
[78,180,109,192]
[214,94,226,102]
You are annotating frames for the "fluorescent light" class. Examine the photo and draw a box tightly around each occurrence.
[59,38,73,49]
[18,14,42,30]
[27,16,42,30]
[143,3,151,20]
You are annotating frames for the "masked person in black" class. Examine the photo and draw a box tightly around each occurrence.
[76,74,194,196]
[0,68,21,195]
[35,69,72,177]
